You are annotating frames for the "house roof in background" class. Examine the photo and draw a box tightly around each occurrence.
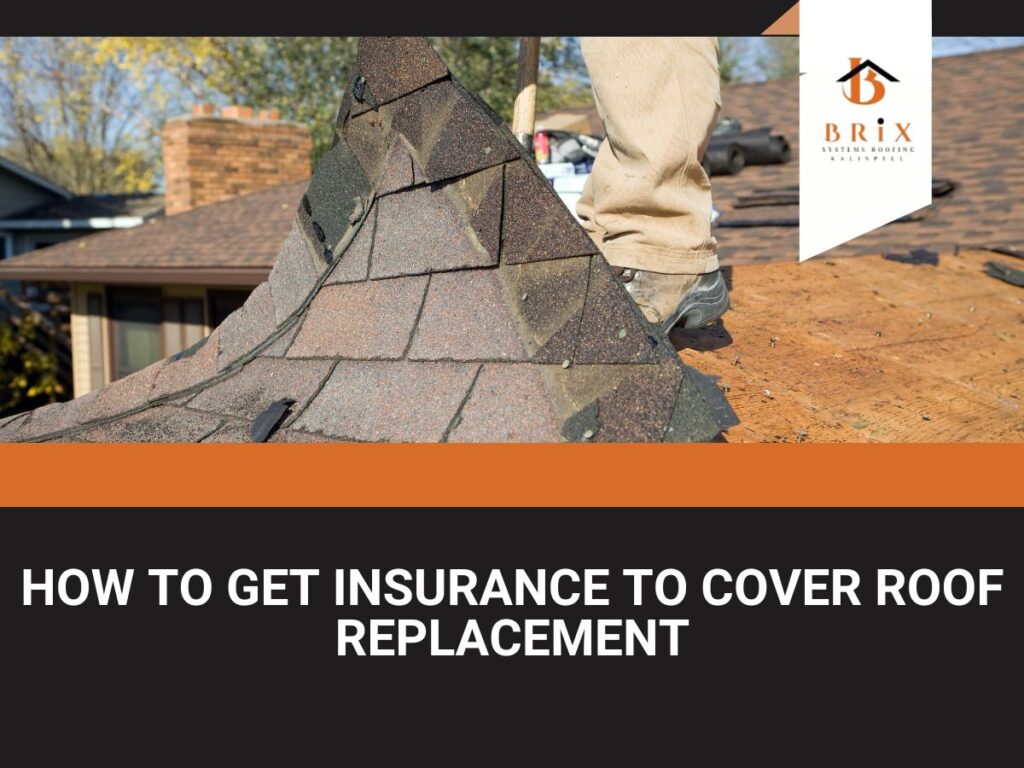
[0,154,72,199]
[535,105,606,137]
[3,192,165,225]
[0,181,305,283]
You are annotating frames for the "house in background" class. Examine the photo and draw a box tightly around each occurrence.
[0,105,311,398]
[0,155,162,262]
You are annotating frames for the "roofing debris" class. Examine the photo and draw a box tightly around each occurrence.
[704,121,792,177]
[718,178,958,228]
[984,261,1024,287]
[0,36,736,444]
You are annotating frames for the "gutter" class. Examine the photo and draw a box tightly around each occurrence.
[0,216,146,230]
[0,265,269,286]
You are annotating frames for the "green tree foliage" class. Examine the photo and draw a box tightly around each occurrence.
[0,314,63,417]
[433,37,592,119]
[718,38,750,84]
[757,38,800,80]
[93,37,592,165]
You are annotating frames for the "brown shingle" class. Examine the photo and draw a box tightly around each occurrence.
[269,221,320,324]
[293,360,479,442]
[408,270,527,361]
[355,37,449,106]
[217,282,276,369]
[75,405,222,443]
[501,159,599,264]
[377,134,417,195]
[499,256,590,363]
[150,328,222,400]
[370,182,497,278]
[189,357,335,424]
[84,360,165,421]
[288,276,428,359]
[449,364,562,442]
[574,258,675,365]
[325,204,374,284]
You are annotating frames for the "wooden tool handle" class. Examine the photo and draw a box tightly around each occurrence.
[512,37,542,147]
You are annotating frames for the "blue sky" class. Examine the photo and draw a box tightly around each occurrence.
[733,36,1024,81]
[932,37,1024,56]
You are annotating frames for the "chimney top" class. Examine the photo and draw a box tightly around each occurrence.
[161,106,311,216]
[220,105,254,120]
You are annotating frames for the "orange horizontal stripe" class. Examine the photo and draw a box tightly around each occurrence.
[0,444,1018,508]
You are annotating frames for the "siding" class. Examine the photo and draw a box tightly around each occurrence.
[70,284,99,397]
[0,169,61,219]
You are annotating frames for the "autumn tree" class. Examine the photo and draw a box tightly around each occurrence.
[0,290,66,417]
[0,37,159,194]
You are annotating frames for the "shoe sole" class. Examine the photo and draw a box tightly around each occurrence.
[661,271,731,333]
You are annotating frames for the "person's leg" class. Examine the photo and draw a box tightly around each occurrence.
[578,37,728,330]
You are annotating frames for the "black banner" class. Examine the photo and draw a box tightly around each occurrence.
[0,2,1019,35]
[4,508,1020,762]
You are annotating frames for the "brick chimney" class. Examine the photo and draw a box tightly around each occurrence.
[162,105,312,216]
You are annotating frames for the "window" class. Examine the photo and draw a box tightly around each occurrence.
[163,296,205,357]
[108,288,163,381]
[208,290,251,328]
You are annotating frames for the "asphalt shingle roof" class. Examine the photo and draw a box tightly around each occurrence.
[0,182,304,274]
[6,193,165,222]
[0,36,735,444]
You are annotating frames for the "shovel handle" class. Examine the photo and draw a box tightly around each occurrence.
[512,36,541,150]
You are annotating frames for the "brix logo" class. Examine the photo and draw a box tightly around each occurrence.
[837,58,899,105]
[823,57,911,146]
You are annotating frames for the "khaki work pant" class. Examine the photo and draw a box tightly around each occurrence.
[577,37,721,275]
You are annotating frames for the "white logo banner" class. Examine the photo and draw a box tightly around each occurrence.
[799,0,933,261]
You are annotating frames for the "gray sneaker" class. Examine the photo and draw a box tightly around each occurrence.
[618,268,731,333]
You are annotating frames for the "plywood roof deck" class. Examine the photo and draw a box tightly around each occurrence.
[674,247,1023,442]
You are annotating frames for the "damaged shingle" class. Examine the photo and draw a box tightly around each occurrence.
[302,138,370,252]
[4,35,735,444]
[370,181,497,278]
[250,398,297,442]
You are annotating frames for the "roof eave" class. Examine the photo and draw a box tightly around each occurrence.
[0,265,269,286]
